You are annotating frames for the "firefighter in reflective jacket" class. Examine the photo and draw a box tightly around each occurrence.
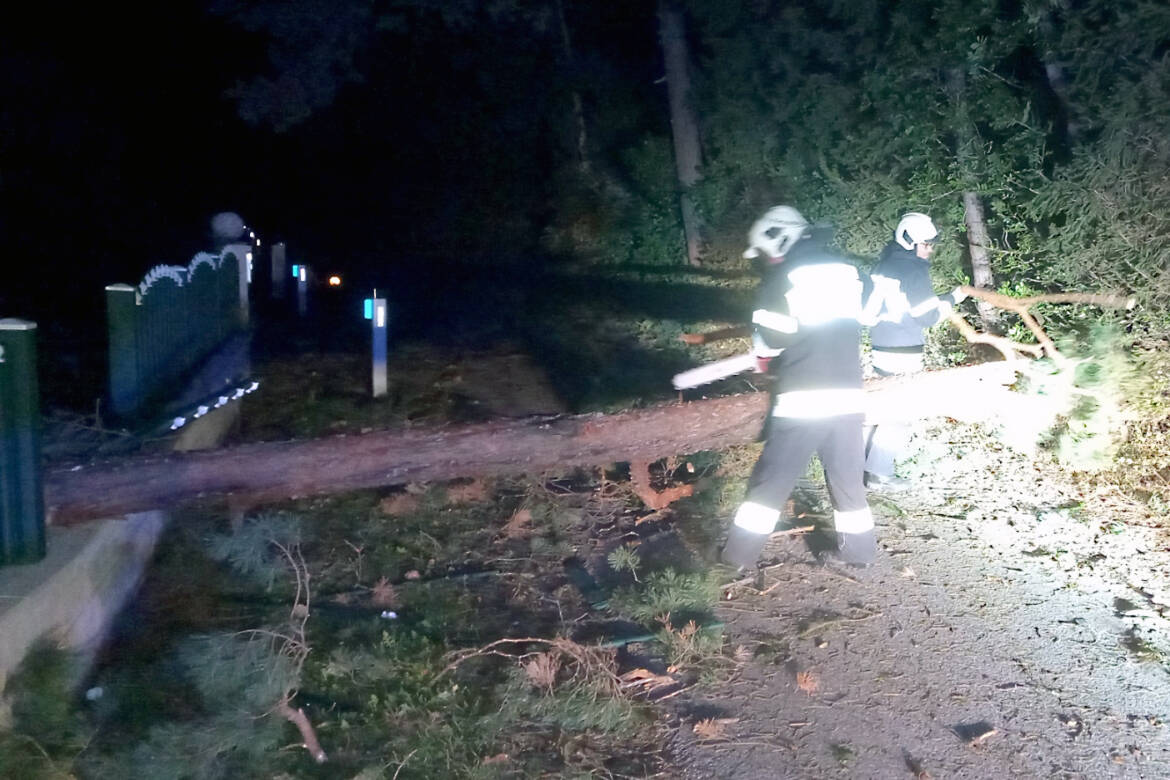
[864,212,967,489]
[721,206,883,569]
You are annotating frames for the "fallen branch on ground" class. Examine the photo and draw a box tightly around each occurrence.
[438,636,619,694]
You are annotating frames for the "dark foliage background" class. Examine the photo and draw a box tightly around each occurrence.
[3,0,1169,366]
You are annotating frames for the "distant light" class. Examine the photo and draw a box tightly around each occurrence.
[292,264,300,278]
[247,381,260,393]
[363,298,373,320]
[328,275,342,287]
[170,416,186,430]
[194,405,209,418]
[376,302,386,328]
[249,231,256,239]
[299,267,307,282]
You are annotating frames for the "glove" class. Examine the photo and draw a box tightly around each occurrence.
[950,286,968,304]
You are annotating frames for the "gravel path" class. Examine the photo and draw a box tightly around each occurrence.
[668,422,1170,778]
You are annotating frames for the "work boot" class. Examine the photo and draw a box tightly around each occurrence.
[864,472,910,493]
[720,525,769,571]
[832,529,878,568]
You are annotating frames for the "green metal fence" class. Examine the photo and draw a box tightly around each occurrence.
[0,319,45,565]
[107,250,247,417]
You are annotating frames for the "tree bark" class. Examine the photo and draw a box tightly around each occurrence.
[947,67,1000,332]
[658,0,704,267]
[44,364,1022,525]
[555,0,591,177]
[962,190,1001,329]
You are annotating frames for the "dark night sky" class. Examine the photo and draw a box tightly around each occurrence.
[1,1,663,334]
[2,3,272,318]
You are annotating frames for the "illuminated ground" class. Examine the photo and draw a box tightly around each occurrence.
[669,420,1170,778]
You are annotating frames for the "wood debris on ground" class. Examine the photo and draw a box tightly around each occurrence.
[693,717,740,740]
[619,667,678,694]
[795,668,820,695]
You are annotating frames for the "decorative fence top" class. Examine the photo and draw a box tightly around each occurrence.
[136,251,242,299]
[107,248,250,417]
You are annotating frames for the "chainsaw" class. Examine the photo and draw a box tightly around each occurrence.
[671,352,758,390]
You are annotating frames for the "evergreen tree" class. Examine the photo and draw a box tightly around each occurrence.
[1021,0,1170,323]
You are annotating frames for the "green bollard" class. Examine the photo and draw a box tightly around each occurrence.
[0,319,46,565]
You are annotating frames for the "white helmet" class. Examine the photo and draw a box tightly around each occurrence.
[894,212,939,250]
[743,205,810,259]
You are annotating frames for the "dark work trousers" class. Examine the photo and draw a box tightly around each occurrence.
[723,413,874,568]
[747,414,867,515]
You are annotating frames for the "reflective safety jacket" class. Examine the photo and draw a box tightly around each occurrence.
[752,237,880,419]
[869,243,959,349]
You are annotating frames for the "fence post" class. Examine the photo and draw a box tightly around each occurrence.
[271,242,286,300]
[106,283,140,416]
[0,319,46,566]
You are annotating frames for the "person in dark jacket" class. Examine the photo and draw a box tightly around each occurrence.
[721,206,883,570]
[865,212,967,489]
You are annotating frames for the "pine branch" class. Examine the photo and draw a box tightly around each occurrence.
[230,528,322,763]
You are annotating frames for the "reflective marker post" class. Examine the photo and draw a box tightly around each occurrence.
[366,296,388,397]
[0,319,45,565]
[241,248,252,326]
[221,243,252,328]
[294,264,309,318]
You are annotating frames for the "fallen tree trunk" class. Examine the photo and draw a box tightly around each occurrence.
[44,362,1029,525]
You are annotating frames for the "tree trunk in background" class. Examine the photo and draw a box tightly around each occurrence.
[1035,12,1079,145]
[555,0,591,178]
[962,191,1001,329]
[948,68,1000,331]
[658,0,704,267]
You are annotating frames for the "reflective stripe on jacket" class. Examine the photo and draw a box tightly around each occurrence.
[869,243,957,349]
[752,237,874,418]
